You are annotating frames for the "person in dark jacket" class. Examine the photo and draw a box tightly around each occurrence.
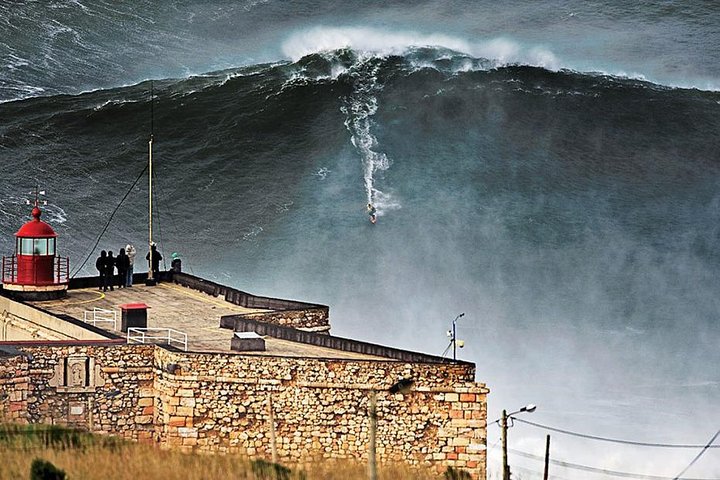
[96,250,109,291]
[105,251,115,291]
[146,243,162,282]
[115,248,130,289]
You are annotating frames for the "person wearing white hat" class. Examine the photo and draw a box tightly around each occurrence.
[125,244,136,287]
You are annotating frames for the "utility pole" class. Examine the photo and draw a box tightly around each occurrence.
[147,132,154,283]
[368,391,377,480]
[145,81,156,286]
[543,434,550,480]
[500,404,536,480]
[502,409,509,480]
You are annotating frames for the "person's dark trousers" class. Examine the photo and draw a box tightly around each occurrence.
[117,270,126,289]
[99,273,110,291]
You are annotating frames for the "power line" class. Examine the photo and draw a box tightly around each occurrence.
[145,145,195,275]
[506,447,720,480]
[439,341,452,360]
[71,164,148,278]
[488,456,576,480]
[672,429,720,480]
[506,462,573,480]
[512,418,720,449]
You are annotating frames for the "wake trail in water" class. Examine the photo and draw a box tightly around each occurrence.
[340,58,399,216]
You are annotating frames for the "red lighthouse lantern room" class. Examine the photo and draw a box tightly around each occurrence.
[1,200,69,300]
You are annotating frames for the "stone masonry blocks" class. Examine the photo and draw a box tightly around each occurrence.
[0,344,488,479]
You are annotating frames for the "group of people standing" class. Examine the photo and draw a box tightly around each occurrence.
[95,244,137,292]
[95,243,164,292]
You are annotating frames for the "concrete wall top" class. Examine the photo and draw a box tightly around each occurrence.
[0,294,114,341]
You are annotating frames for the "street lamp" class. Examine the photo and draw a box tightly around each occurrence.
[501,404,537,480]
[450,313,465,361]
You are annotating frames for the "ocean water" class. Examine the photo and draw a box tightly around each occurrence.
[1,1,719,477]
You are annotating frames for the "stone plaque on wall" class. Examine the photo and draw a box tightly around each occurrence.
[49,355,105,393]
[69,402,85,416]
[68,357,87,388]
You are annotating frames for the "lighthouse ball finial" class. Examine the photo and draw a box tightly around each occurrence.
[31,206,42,220]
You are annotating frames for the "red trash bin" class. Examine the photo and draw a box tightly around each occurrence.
[119,303,149,333]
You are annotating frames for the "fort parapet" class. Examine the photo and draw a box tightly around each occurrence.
[0,273,488,478]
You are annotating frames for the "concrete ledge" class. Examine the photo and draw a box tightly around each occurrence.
[174,272,329,322]
[0,295,119,341]
[223,316,474,366]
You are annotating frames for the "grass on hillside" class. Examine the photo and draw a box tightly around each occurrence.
[0,423,448,480]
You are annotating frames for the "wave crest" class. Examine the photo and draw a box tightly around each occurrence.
[282,26,560,70]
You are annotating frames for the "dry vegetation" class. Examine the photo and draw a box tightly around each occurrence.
[0,423,445,480]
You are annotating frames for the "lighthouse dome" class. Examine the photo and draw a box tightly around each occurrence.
[15,206,57,238]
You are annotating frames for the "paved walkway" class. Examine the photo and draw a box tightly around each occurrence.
[32,282,387,360]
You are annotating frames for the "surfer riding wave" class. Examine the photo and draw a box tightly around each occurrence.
[367,203,377,224]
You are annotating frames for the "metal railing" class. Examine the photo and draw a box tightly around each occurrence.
[55,256,69,284]
[126,327,188,351]
[83,308,117,330]
[1,255,15,283]
[1,255,69,285]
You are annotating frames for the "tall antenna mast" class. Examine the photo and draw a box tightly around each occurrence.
[147,81,156,285]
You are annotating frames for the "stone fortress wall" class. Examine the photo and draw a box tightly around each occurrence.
[0,272,489,478]
[0,342,488,478]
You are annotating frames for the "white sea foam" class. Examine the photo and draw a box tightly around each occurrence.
[313,167,330,180]
[0,196,23,223]
[283,26,471,62]
[243,0,269,11]
[340,59,401,216]
[282,26,560,71]
[274,201,293,213]
[189,62,283,93]
[44,19,80,42]
[242,225,263,241]
[277,57,348,92]
[0,196,67,225]
[5,54,30,70]
[612,71,649,82]
[280,26,720,92]
[44,204,67,224]
[0,85,46,104]
[198,177,215,191]
[48,0,89,12]
[92,98,138,111]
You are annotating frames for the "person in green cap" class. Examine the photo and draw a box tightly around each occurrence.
[171,252,182,273]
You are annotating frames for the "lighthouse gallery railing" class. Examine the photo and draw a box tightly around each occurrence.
[1,255,69,285]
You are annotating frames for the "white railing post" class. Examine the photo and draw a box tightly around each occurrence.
[83,308,118,330]
[124,327,188,351]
